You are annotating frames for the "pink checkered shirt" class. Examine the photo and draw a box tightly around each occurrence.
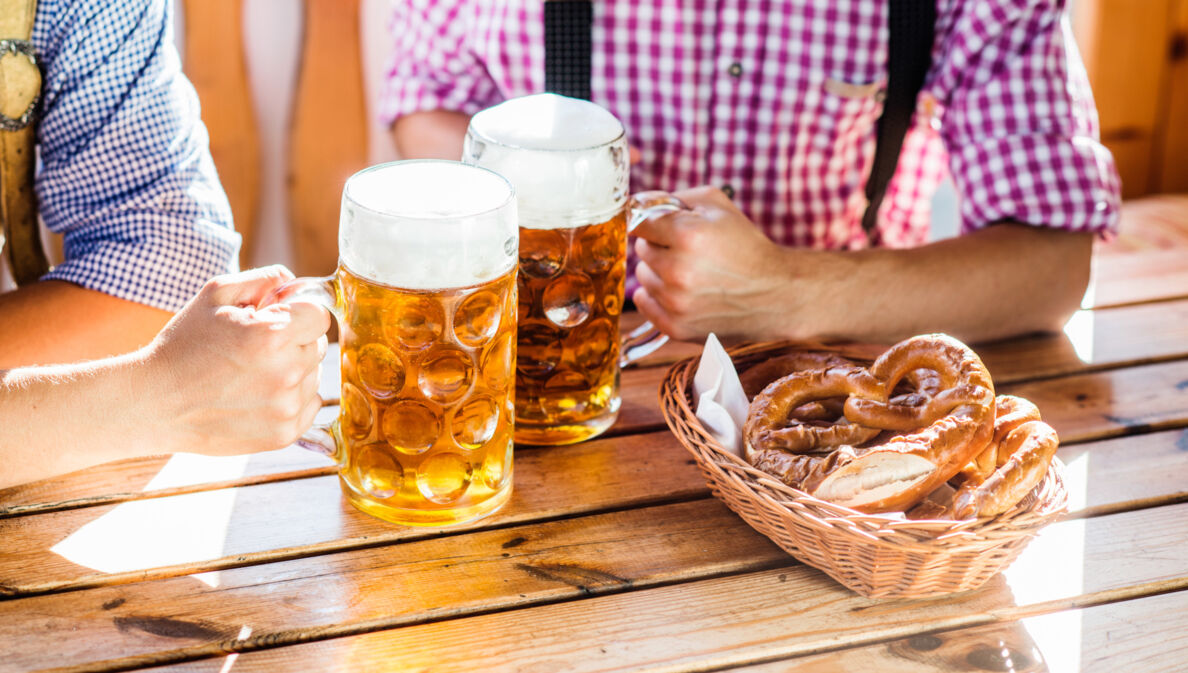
[381,0,1120,250]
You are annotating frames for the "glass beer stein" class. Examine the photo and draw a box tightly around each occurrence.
[266,161,519,526]
[462,93,681,446]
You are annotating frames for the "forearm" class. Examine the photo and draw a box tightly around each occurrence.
[0,352,158,490]
[0,281,170,367]
[794,224,1093,344]
[392,109,472,159]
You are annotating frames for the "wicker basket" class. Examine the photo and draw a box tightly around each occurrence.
[659,340,1069,598]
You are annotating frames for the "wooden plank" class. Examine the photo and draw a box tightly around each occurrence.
[288,0,369,277]
[1061,428,1188,519]
[731,589,1188,673]
[1097,194,1188,256]
[0,448,333,517]
[6,294,1186,515]
[3,355,1188,597]
[1000,359,1188,444]
[116,502,1188,673]
[3,422,1184,600]
[1075,0,1171,197]
[976,298,1188,383]
[182,0,260,265]
[1089,248,1188,309]
[0,499,789,672]
[1158,0,1188,193]
[0,430,706,596]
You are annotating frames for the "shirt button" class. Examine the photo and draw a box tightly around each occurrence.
[727,62,743,78]
[721,184,735,199]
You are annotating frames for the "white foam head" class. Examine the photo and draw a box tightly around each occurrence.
[464,94,629,229]
[340,161,517,290]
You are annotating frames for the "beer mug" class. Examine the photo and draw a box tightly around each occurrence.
[462,93,681,446]
[266,161,519,526]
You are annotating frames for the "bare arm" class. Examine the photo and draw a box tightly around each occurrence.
[0,281,171,368]
[632,187,1092,345]
[391,109,472,159]
[0,267,329,490]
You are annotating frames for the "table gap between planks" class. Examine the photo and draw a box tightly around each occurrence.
[2,232,1188,672]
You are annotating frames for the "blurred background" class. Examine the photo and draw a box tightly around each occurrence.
[174,0,1188,277]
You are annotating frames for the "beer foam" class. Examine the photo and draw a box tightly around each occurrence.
[465,94,629,229]
[340,161,518,290]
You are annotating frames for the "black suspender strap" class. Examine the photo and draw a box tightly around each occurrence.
[542,0,934,245]
[543,0,593,100]
[860,0,937,244]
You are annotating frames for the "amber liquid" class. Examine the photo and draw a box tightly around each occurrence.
[336,265,517,525]
[515,213,627,445]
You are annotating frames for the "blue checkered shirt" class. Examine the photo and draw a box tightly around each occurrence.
[29,0,239,312]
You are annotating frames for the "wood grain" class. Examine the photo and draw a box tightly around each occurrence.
[0,431,706,596]
[1089,248,1188,309]
[122,502,1188,673]
[730,588,1188,673]
[288,0,368,277]
[4,355,1188,597]
[1158,1,1188,193]
[6,295,1185,517]
[3,421,1184,601]
[181,0,260,265]
[0,500,789,672]
[999,359,1188,444]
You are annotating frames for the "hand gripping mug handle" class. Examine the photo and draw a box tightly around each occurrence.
[620,191,689,367]
[260,276,344,459]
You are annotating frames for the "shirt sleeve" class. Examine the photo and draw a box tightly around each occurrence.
[34,0,240,312]
[379,0,502,125]
[933,0,1121,236]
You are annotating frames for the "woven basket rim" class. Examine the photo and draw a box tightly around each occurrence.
[659,340,1071,553]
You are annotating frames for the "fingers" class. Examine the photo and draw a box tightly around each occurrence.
[631,285,688,341]
[205,265,296,307]
[673,184,737,210]
[629,207,682,248]
[285,301,333,345]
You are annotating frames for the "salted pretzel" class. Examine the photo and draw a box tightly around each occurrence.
[745,334,997,514]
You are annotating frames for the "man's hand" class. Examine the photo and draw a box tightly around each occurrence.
[631,186,802,341]
[144,266,331,456]
[629,186,1093,345]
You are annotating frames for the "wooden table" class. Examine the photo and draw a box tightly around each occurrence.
[3,238,1188,672]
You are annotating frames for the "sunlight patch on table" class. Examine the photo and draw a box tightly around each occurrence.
[216,626,254,673]
[52,469,242,587]
[1003,453,1089,673]
[1062,309,1095,364]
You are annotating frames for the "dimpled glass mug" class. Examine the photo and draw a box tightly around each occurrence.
[463,93,683,446]
[266,160,519,526]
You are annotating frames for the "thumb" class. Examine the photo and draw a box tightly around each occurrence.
[205,265,297,307]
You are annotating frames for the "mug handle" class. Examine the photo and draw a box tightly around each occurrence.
[260,276,344,459]
[620,191,689,367]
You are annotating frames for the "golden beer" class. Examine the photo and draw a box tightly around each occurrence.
[465,93,640,445]
[338,265,517,526]
[514,212,627,444]
[271,160,519,526]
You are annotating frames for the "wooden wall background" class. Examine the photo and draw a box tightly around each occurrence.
[1074,0,1188,199]
[178,0,395,277]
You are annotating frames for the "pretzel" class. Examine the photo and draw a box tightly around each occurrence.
[959,395,1043,482]
[950,404,1059,519]
[750,335,993,513]
[740,351,857,399]
[744,367,884,455]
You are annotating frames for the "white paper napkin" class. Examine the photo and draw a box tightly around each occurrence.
[692,333,750,457]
